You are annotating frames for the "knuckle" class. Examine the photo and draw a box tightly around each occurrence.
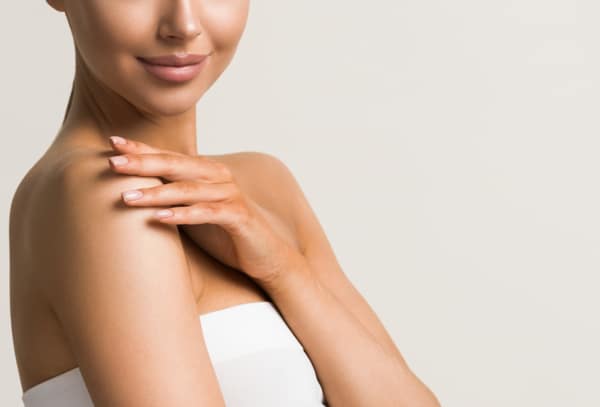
[165,153,178,164]
[162,154,178,176]
[130,154,147,170]
[152,185,169,199]
[192,204,210,217]
[231,200,249,221]
[237,206,251,224]
[231,184,244,198]
[207,202,221,215]
[214,161,233,179]
[181,180,198,195]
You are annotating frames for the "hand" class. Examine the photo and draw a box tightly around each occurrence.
[105,136,306,286]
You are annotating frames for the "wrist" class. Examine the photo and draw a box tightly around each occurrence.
[253,256,318,299]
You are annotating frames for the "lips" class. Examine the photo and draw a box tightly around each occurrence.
[137,53,210,83]
[137,53,209,67]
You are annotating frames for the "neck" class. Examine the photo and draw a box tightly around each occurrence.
[55,52,199,156]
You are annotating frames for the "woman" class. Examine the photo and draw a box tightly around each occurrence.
[9,1,440,406]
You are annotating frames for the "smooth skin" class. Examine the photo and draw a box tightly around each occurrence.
[9,0,440,406]
[105,136,442,406]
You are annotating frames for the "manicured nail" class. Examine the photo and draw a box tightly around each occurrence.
[122,190,143,201]
[109,155,128,166]
[155,209,174,219]
[110,136,127,145]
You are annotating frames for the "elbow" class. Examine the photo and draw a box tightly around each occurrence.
[396,387,442,407]
[420,387,442,407]
[390,363,442,407]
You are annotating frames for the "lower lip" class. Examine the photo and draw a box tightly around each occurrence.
[137,57,208,83]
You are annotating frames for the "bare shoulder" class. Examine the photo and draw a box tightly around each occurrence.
[23,148,169,277]
[212,150,303,222]
[33,148,184,305]
[23,150,225,405]
[212,150,306,250]
[210,150,294,184]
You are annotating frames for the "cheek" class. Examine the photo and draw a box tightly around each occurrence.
[200,0,249,81]
[68,1,174,112]
[203,0,249,51]
[68,1,156,83]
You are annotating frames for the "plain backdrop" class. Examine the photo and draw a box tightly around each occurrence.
[2,1,599,406]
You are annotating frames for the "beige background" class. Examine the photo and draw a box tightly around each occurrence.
[2,1,599,406]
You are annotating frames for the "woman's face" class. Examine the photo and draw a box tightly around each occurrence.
[48,0,249,116]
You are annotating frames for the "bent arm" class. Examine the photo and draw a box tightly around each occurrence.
[249,153,441,407]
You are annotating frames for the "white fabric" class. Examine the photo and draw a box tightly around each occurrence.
[22,301,326,406]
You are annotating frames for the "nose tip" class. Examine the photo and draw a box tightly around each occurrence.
[158,2,202,41]
[162,25,201,41]
[160,21,202,41]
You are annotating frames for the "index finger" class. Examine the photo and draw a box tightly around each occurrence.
[109,136,164,154]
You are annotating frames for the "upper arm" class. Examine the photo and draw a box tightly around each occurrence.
[254,152,408,366]
[36,160,226,407]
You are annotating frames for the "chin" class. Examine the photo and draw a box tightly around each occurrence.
[110,59,208,117]
[130,87,204,117]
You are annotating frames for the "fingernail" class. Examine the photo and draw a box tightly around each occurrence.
[109,155,128,166]
[155,209,173,219]
[110,136,127,145]
[122,190,143,201]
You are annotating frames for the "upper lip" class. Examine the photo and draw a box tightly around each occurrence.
[137,53,209,66]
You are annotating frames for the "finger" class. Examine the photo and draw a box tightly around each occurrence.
[108,152,232,182]
[121,180,238,206]
[109,136,164,154]
[154,201,250,231]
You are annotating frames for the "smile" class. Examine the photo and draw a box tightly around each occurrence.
[136,54,209,83]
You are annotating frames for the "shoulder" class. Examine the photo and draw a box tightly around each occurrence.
[45,145,178,238]
[31,149,188,304]
[25,150,225,404]
[59,148,165,195]
[27,148,169,246]
[214,150,308,248]
[212,150,295,182]
[213,150,304,216]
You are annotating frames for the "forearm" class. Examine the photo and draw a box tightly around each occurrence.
[256,261,440,407]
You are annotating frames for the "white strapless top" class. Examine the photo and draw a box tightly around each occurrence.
[22,301,326,406]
